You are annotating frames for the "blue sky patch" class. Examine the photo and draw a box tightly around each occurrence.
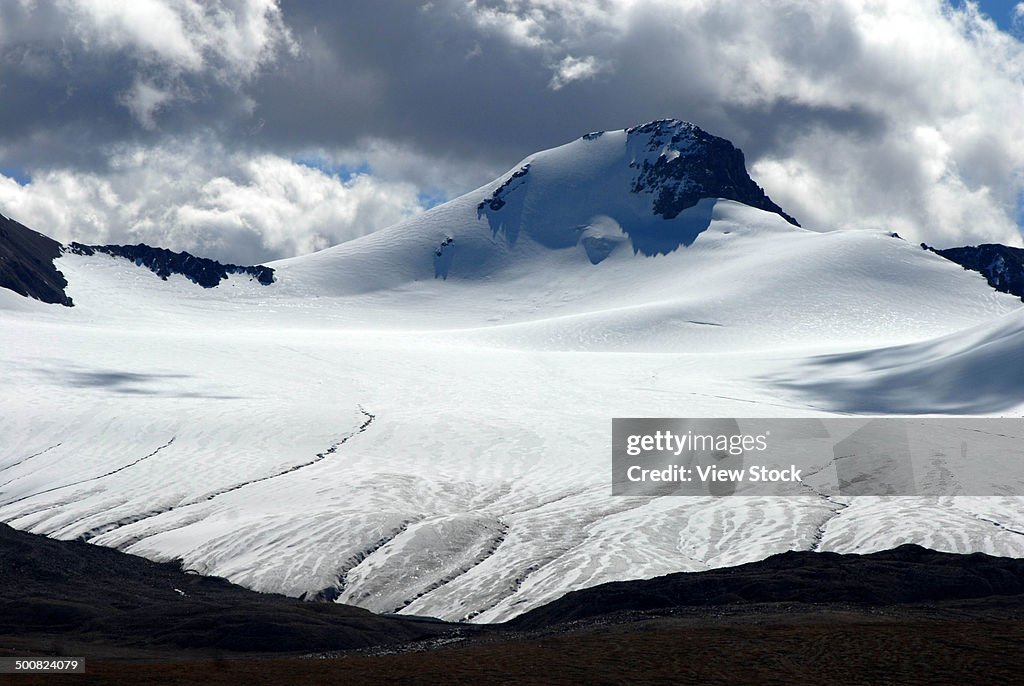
[0,166,32,186]
[293,157,371,182]
[417,190,449,210]
[963,0,1021,32]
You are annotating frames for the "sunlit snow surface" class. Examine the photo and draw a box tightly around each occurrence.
[3,131,1024,622]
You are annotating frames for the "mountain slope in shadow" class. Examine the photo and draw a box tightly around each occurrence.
[0,523,453,655]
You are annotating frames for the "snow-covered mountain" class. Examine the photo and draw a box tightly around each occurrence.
[272,119,801,295]
[1,120,1023,623]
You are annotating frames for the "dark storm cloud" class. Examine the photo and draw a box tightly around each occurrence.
[241,0,898,192]
[0,0,1022,262]
[0,0,291,171]
[1,1,887,177]
[248,1,627,168]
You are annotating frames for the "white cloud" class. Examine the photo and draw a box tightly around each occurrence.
[322,139,500,198]
[6,0,298,128]
[0,141,427,264]
[117,78,176,130]
[58,0,296,78]
[463,0,626,88]
[4,1,1024,254]
[60,0,206,70]
[458,0,1024,247]
[548,55,604,90]
[467,1,548,49]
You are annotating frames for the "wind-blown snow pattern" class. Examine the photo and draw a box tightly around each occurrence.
[2,120,1024,623]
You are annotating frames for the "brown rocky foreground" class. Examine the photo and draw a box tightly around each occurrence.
[4,522,1024,684]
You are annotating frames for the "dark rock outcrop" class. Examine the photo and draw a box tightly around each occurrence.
[626,119,800,226]
[7,517,1024,677]
[477,164,531,213]
[0,522,451,654]
[0,213,72,306]
[0,212,276,304]
[511,544,1024,629]
[924,242,1024,301]
[68,243,275,289]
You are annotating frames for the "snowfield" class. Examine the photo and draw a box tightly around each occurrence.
[2,124,1024,622]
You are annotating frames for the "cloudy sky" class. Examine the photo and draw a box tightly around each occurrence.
[2,0,1024,263]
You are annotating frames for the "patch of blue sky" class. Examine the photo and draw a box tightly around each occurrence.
[0,166,32,186]
[417,190,448,210]
[958,0,1022,33]
[293,156,371,182]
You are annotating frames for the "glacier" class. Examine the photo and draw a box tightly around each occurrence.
[1,121,1023,623]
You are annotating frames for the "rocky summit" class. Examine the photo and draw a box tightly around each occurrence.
[624,119,800,226]
[925,242,1024,301]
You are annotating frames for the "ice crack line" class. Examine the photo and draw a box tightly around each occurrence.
[973,514,1024,538]
[797,451,864,552]
[1,438,176,509]
[79,407,376,543]
[0,442,63,488]
[798,476,849,552]
[464,496,655,621]
[808,494,849,552]
[1,442,62,473]
[389,520,512,615]
[184,406,375,505]
[311,517,420,603]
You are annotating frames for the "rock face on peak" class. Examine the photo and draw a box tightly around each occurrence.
[0,213,72,306]
[68,243,275,289]
[468,119,802,261]
[477,164,531,214]
[924,243,1024,301]
[624,119,800,227]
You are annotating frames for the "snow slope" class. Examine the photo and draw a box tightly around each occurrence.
[777,307,1024,414]
[2,121,1024,622]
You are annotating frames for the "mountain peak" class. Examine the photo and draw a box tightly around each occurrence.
[624,117,697,136]
[621,119,800,226]
[469,119,800,262]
